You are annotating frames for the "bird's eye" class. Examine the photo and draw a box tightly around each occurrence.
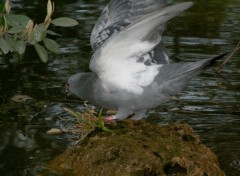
[66,83,70,88]
[65,83,70,93]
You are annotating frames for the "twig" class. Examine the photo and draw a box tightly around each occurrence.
[215,73,240,107]
[216,41,240,73]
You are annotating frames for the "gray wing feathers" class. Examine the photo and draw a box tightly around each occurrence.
[90,0,169,51]
[108,0,168,22]
[110,2,193,50]
[151,41,169,64]
[91,21,128,50]
[125,2,193,33]
[90,6,109,49]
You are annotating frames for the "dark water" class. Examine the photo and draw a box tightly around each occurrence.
[0,0,239,175]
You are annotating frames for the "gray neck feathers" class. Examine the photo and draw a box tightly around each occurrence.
[76,72,98,101]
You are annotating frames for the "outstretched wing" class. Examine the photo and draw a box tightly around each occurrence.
[90,0,168,49]
[90,0,170,64]
[90,2,193,95]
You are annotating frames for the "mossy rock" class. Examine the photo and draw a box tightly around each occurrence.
[49,121,225,176]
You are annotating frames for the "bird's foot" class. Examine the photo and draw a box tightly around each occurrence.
[104,115,117,123]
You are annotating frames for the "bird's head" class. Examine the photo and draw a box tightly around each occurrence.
[65,73,85,98]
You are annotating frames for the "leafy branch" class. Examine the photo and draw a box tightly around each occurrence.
[0,0,79,62]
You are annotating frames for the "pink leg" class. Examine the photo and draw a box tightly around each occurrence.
[104,115,117,123]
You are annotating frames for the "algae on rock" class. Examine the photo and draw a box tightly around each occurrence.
[49,121,225,176]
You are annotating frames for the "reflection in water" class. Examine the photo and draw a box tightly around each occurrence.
[0,0,240,175]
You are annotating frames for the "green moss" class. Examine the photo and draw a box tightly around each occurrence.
[48,122,225,176]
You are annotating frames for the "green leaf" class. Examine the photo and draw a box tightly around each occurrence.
[51,17,79,27]
[43,38,59,53]
[46,30,61,36]
[34,44,48,63]
[5,35,15,52]
[33,23,46,42]
[0,37,10,54]
[15,40,26,54]
[28,24,46,45]
[8,25,25,34]
[6,14,30,26]
[4,36,25,55]
[96,108,112,133]
[28,32,37,45]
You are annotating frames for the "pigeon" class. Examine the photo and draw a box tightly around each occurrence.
[66,0,227,121]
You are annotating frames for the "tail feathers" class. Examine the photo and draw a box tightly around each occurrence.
[157,53,228,96]
[201,52,228,70]
[178,53,228,77]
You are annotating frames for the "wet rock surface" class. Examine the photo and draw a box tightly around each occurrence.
[49,121,225,176]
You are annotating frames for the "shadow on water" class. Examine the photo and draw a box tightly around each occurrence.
[0,0,239,175]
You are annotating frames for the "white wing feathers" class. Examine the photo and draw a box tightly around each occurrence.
[90,2,193,95]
